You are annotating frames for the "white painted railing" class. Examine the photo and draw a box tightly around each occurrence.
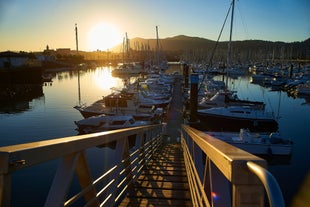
[181,124,285,207]
[0,125,162,207]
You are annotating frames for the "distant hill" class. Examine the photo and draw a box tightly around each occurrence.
[111,35,215,52]
[111,35,310,62]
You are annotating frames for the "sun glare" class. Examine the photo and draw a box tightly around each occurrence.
[87,23,122,51]
[94,68,120,91]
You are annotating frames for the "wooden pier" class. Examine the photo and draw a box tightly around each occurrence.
[119,75,190,206]
[119,143,192,207]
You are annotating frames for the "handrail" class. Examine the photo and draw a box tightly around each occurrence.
[181,124,285,207]
[247,161,285,207]
[0,124,163,207]
[0,123,286,207]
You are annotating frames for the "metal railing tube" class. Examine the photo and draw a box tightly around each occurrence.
[247,161,285,207]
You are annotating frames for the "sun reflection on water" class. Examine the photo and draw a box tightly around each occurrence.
[93,67,119,90]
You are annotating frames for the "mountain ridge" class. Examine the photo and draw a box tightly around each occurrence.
[112,35,309,51]
[110,35,309,61]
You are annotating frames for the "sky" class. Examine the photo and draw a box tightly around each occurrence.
[0,0,309,52]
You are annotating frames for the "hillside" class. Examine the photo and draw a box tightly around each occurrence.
[111,35,310,62]
[111,35,215,52]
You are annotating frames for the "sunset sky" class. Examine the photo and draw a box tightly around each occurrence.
[1,0,309,52]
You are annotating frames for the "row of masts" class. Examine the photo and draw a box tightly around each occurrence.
[117,26,164,66]
[73,0,234,70]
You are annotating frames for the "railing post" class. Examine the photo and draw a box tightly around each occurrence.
[232,183,264,207]
[0,152,10,207]
[75,151,100,207]
[45,152,80,207]
[231,161,266,207]
[0,174,11,207]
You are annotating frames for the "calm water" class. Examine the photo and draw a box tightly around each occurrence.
[1,65,309,206]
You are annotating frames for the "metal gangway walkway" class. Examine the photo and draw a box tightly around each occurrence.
[0,124,285,207]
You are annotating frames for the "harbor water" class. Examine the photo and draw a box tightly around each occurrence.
[0,64,310,206]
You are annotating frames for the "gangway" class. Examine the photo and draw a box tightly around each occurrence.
[0,124,284,207]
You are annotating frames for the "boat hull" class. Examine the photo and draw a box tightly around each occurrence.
[227,142,291,156]
[204,130,293,163]
[74,106,104,118]
[196,112,278,132]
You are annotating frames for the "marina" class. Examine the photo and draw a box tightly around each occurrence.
[0,63,310,206]
[1,0,309,206]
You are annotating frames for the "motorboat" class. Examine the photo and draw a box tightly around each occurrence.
[137,91,171,108]
[204,129,293,157]
[198,90,265,109]
[75,115,151,134]
[111,62,144,76]
[74,91,162,120]
[74,92,134,118]
[196,106,278,132]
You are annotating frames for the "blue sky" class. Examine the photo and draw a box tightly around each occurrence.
[0,0,309,52]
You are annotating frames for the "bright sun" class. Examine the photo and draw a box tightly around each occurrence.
[87,23,122,51]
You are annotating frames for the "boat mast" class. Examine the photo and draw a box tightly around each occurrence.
[125,32,129,61]
[156,26,160,66]
[122,36,125,64]
[75,23,81,105]
[227,0,235,69]
[75,23,79,53]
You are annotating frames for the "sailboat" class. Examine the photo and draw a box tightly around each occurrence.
[196,0,276,132]
[149,26,169,72]
[197,105,278,132]
[112,32,144,76]
[198,90,265,109]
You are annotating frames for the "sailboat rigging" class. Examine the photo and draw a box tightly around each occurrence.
[198,1,234,92]
[151,26,168,72]
[227,0,235,70]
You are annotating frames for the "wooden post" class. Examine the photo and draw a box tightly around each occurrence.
[190,74,198,122]
[183,64,189,92]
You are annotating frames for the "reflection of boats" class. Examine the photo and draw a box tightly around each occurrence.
[196,106,278,132]
[0,84,44,114]
[204,129,293,156]
[294,80,310,96]
[198,90,265,109]
[75,115,151,134]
